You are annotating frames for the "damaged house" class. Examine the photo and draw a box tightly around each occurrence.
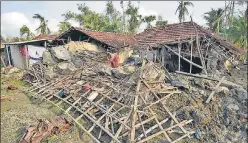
[135,21,244,75]
[19,21,247,143]
[55,27,138,64]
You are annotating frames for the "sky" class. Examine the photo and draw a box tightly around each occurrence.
[1,1,246,38]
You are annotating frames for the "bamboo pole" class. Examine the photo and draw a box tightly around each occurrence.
[196,36,208,75]
[130,48,146,143]
[162,44,204,70]
[206,76,225,103]
[178,41,181,71]
[190,38,193,73]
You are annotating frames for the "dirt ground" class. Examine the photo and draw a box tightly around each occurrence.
[1,71,93,143]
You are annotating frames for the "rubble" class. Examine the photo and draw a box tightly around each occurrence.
[56,62,77,75]
[42,50,55,65]
[51,46,71,61]
[20,44,247,143]
[19,116,70,143]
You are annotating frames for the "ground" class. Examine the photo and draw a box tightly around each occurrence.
[1,71,93,143]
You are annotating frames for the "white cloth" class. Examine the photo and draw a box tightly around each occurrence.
[27,45,46,65]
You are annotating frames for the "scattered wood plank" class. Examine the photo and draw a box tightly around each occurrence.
[206,76,225,103]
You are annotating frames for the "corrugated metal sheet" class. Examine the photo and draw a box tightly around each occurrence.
[9,45,26,69]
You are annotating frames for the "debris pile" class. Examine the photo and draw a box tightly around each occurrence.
[19,116,70,143]
[21,44,247,143]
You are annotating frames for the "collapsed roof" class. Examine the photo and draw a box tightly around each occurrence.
[135,21,244,55]
[57,27,138,49]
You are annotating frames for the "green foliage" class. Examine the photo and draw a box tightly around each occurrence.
[155,15,168,27]
[20,25,35,41]
[125,1,143,33]
[33,14,51,35]
[62,2,152,34]
[62,4,109,31]
[142,15,156,28]
[104,1,122,32]
[58,21,71,33]
[175,1,194,23]
[224,16,247,49]
[204,8,224,33]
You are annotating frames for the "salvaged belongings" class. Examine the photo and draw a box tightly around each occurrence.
[19,116,70,143]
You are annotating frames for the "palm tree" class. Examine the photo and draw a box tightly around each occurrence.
[175,1,194,23]
[204,8,224,33]
[58,21,71,33]
[33,14,51,35]
[20,25,34,40]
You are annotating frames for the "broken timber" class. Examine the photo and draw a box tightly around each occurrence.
[25,57,194,143]
[206,76,225,103]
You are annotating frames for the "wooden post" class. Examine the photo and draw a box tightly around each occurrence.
[25,45,29,69]
[162,44,204,70]
[190,38,193,73]
[196,36,207,75]
[154,49,157,63]
[178,41,181,71]
[44,41,47,48]
[161,46,165,66]
[6,45,11,66]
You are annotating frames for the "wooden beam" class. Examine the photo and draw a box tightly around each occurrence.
[178,41,181,71]
[139,93,172,142]
[161,44,204,70]
[161,46,165,66]
[130,51,146,142]
[136,120,193,143]
[142,80,189,137]
[190,38,193,73]
[136,118,169,141]
[205,76,225,103]
[148,45,173,81]
[196,36,208,75]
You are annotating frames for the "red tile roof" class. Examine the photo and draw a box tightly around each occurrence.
[34,34,59,40]
[135,21,244,55]
[57,27,138,49]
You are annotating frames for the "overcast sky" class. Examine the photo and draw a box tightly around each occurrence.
[1,1,245,38]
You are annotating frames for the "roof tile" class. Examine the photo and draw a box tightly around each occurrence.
[34,34,59,40]
[135,21,244,55]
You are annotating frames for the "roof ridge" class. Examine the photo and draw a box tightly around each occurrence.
[72,26,135,36]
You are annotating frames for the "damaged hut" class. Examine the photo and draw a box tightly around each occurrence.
[55,26,138,64]
[3,34,58,69]
[135,21,244,76]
